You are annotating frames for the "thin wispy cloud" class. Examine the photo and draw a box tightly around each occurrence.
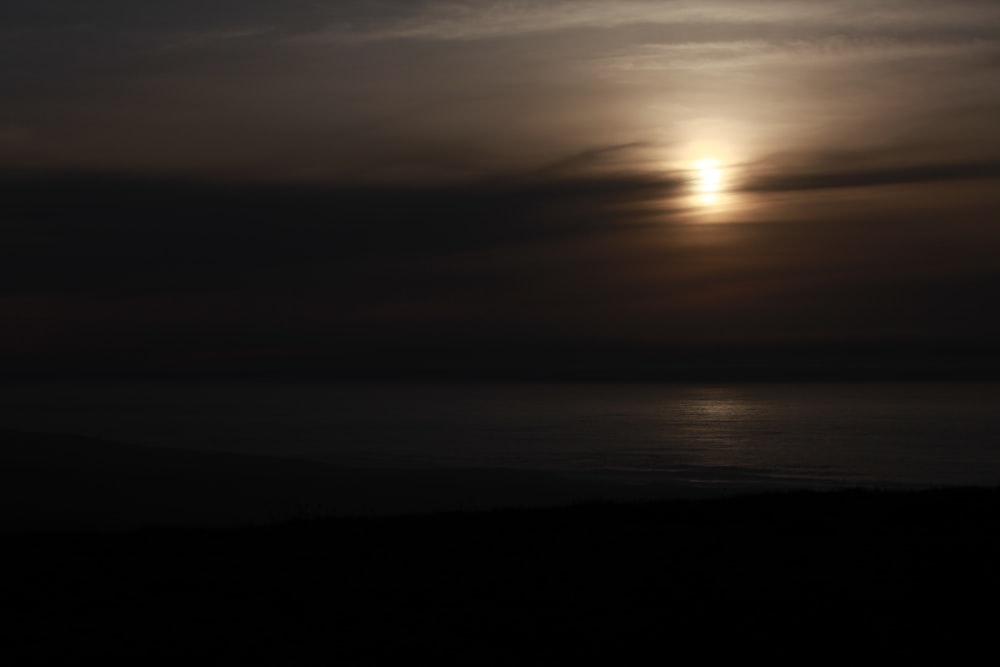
[745,159,1000,193]
[316,1,822,42]
[595,34,1000,74]
[314,0,1000,43]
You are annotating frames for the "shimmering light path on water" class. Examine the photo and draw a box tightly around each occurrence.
[1,382,999,492]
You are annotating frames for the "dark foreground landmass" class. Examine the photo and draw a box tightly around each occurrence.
[3,429,1000,661]
[5,487,1000,662]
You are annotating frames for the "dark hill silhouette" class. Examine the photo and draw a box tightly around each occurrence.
[4,483,1000,661]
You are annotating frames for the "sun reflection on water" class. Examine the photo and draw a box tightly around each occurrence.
[682,388,750,421]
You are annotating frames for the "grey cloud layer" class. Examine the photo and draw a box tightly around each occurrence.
[745,160,1000,192]
[317,1,1000,42]
[6,162,1000,369]
[1,168,676,294]
[8,1,1000,46]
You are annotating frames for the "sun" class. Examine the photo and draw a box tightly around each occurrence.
[692,158,725,205]
[668,148,741,219]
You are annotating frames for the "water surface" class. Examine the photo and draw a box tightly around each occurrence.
[1,381,998,492]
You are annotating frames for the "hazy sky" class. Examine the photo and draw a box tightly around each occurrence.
[4,1,1000,375]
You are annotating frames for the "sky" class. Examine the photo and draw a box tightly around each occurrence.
[4,0,1000,378]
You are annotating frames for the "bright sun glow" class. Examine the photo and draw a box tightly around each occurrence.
[692,158,725,206]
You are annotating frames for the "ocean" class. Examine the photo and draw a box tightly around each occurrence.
[1,380,999,494]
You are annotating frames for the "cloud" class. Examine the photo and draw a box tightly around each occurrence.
[745,159,1000,192]
[595,33,1000,73]
[6,0,999,184]
[7,1,1000,48]
[315,0,1000,43]
[0,164,690,367]
[315,1,803,42]
[5,157,1000,371]
[2,1,1000,374]
[1,167,679,296]
[535,142,653,174]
